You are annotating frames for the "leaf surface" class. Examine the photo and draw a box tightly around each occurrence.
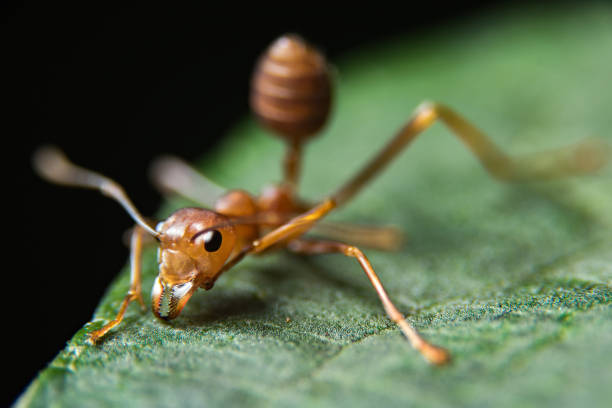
[18,5,612,408]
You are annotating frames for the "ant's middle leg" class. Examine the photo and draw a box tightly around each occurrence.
[287,238,450,365]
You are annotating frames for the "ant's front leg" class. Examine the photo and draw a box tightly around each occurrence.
[214,199,337,279]
[33,147,160,343]
[87,225,147,344]
[287,239,450,366]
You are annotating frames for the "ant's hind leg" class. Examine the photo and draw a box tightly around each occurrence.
[332,102,610,207]
[87,226,147,344]
[287,239,451,366]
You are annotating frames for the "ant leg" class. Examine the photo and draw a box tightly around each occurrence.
[217,197,400,276]
[250,199,336,254]
[332,102,610,207]
[312,221,404,251]
[214,199,337,278]
[287,239,450,365]
[88,226,147,344]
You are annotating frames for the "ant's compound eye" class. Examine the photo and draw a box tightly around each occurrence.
[202,230,222,252]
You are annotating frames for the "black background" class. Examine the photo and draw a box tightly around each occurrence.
[7,1,525,404]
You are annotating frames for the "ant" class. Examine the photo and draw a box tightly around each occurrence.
[34,34,609,365]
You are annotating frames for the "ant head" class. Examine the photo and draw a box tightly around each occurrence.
[151,208,237,320]
[32,147,242,323]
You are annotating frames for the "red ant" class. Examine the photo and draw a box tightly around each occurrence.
[34,34,609,365]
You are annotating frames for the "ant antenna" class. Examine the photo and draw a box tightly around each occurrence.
[149,155,226,208]
[33,146,160,238]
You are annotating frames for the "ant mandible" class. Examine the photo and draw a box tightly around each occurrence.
[34,34,610,365]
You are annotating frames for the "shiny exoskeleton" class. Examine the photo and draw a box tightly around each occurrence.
[251,34,332,141]
[34,34,609,365]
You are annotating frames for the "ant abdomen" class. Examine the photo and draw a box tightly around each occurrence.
[250,34,332,142]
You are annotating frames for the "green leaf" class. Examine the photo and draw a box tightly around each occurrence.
[18,4,612,408]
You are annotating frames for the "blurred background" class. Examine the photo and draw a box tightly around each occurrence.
[7,0,559,404]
